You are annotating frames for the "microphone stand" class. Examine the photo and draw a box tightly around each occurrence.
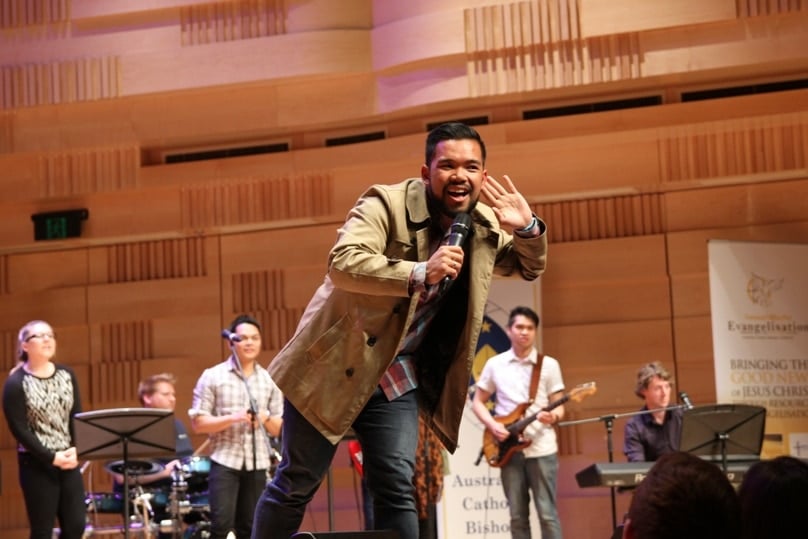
[226,339,274,478]
[559,403,688,532]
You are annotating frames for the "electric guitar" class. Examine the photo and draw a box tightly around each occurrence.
[481,382,597,468]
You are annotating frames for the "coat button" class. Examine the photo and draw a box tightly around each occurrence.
[345,368,354,377]
[367,336,377,346]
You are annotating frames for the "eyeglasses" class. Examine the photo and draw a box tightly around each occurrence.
[25,333,55,342]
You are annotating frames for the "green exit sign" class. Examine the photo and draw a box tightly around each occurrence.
[31,209,89,241]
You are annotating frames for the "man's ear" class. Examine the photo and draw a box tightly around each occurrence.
[421,164,430,182]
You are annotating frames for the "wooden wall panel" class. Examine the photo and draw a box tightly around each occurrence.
[0,0,70,37]
[487,133,663,198]
[180,173,334,229]
[0,56,121,109]
[380,11,465,70]
[736,0,808,17]
[219,226,337,274]
[667,220,808,277]
[659,113,807,183]
[280,265,332,308]
[179,0,288,46]
[86,236,217,284]
[122,29,373,95]
[579,0,736,37]
[665,178,808,232]
[670,273,711,318]
[0,452,27,530]
[504,89,808,142]
[38,145,140,196]
[672,315,718,402]
[464,1,642,96]
[86,278,220,323]
[80,188,183,238]
[149,314,222,360]
[549,320,674,373]
[542,235,668,286]
[0,288,87,329]
[641,12,808,77]
[534,193,665,243]
[6,249,87,292]
[543,277,672,327]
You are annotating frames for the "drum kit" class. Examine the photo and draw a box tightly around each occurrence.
[85,456,212,539]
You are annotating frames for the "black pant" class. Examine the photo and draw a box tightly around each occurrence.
[18,452,86,539]
[208,461,266,539]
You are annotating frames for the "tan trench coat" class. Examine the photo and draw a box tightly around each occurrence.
[267,178,547,452]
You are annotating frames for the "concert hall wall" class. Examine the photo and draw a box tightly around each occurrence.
[1,1,807,537]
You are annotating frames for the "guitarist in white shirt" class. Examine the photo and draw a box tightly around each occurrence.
[472,305,565,539]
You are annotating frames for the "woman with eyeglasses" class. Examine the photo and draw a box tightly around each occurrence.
[2,320,86,539]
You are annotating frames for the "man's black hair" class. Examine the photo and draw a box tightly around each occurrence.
[507,306,539,328]
[425,122,486,166]
[229,314,261,333]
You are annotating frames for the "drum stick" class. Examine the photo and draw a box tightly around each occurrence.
[192,438,210,456]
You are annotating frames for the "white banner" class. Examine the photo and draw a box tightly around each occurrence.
[708,240,808,458]
[437,278,542,538]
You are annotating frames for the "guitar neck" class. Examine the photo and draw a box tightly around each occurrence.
[508,394,569,434]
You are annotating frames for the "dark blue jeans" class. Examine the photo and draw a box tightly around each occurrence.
[208,460,266,539]
[252,387,419,539]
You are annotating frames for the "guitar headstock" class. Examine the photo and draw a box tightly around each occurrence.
[568,382,597,402]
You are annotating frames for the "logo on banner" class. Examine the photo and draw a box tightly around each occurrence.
[746,272,783,307]
[469,314,511,405]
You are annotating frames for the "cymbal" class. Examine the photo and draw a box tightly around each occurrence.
[105,459,163,476]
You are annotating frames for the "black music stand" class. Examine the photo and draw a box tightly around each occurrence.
[75,408,176,539]
[679,404,766,471]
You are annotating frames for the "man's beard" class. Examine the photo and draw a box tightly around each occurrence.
[426,186,478,221]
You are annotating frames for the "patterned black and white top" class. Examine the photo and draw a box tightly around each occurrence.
[2,364,82,464]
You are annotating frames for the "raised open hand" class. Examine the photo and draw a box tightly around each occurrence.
[481,174,533,231]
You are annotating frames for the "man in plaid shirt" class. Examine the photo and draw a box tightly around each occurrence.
[190,314,283,539]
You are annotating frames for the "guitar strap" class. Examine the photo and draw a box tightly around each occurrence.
[527,354,545,406]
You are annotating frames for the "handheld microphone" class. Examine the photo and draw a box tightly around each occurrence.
[441,213,472,287]
[679,391,694,410]
[443,212,472,247]
[221,329,242,343]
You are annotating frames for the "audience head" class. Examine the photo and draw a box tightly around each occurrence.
[622,451,740,539]
[138,372,177,410]
[738,455,808,539]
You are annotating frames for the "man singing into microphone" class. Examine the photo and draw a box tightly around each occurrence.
[623,361,684,462]
[252,122,548,539]
[190,314,283,539]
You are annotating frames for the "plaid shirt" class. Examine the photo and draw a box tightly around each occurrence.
[379,262,447,400]
[189,356,283,471]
